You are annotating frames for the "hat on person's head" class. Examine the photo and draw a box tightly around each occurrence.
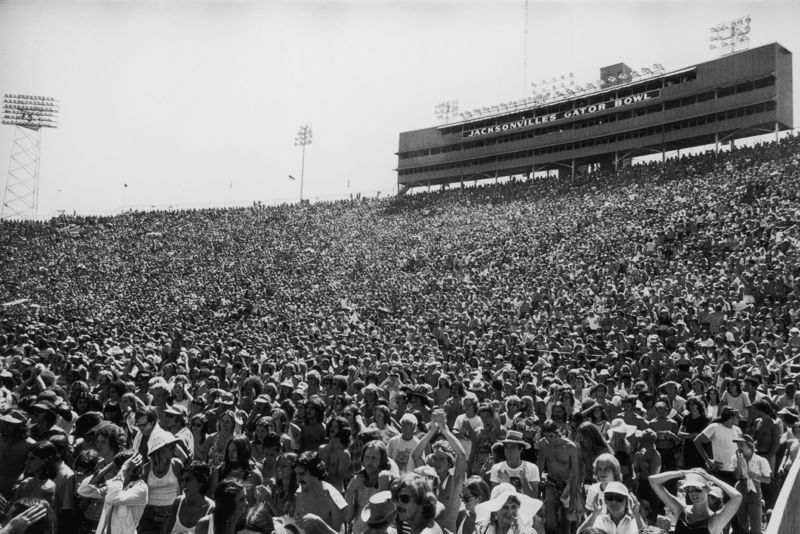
[360,491,397,525]
[602,481,630,498]
[37,390,59,404]
[680,473,709,490]
[280,379,294,389]
[217,392,235,407]
[30,400,56,414]
[475,483,543,524]
[607,418,637,439]
[659,381,680,390]
[254,394,272,406]
[733,434,756,449]
[164,404,188,417]
[147,426,180,456]
[404,389,432,407]
[468,379,486,393]
[0,409,29,426]
[501,430,531,449]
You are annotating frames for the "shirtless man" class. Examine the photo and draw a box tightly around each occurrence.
[537,419,581,534]
[0,411,35,500]
[294,451,347,533]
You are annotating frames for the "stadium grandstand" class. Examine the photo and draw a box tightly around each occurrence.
[3,45,800,534]
[396,42,792,194]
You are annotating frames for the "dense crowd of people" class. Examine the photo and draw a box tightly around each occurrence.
[1,133,800,534]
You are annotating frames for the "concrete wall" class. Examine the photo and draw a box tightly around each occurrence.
[765,451,800,534]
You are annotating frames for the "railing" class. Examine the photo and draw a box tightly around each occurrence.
[765,450,800,534]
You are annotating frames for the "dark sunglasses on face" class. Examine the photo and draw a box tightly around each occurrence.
[685,487,703,494]
[604,494,626,503]
[393,494,413,504]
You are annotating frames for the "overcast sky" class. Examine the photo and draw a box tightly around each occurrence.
[1,0,798,218]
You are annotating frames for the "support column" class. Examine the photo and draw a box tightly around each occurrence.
[715,132,719,154]
[776,121,780,142]
[571,159,575,185]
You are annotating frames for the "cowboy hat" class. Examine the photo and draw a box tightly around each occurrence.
[501,430,531,450]
[360,491,397,525]
[475,483,543,524]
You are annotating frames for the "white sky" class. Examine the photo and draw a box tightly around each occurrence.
[1,0,799,217]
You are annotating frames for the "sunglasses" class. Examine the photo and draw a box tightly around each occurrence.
[684,487,704,494]
[393,494,413,504]
[604,494,627,503]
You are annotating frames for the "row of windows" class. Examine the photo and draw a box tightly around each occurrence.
[397,101,777,177]
[398,75,776,161]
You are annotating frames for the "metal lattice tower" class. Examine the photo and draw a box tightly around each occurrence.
[2,94,59,220]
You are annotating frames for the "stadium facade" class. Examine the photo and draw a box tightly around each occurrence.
[396,43,792,193]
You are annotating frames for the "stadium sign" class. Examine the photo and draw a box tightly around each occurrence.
[462,89,661,138]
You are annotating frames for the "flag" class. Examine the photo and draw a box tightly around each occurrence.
[288,175,296,181]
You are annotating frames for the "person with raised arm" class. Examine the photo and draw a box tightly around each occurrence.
[648,469,741,534]
[411,408,468,534]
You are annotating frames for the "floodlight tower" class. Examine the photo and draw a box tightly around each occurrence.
[710,16,751,56]
[2,94,59,220]
[294,124,312,202]
[435,100,459,125]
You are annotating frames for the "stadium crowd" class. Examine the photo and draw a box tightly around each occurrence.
[1,133,800,534]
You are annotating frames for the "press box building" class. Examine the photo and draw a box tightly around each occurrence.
[396,43,793,193]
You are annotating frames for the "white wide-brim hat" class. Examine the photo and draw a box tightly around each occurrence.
[475,483,543,524]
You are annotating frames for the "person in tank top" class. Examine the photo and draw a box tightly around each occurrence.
[648,470,741,534]
[140,427,184,534]
[166,462,215,534]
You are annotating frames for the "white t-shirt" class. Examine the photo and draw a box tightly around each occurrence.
[702,422,742,471]
[387,435,420,473]
[453,413,482,460]
[489,461,540,494]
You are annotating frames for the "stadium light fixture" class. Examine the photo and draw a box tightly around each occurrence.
[2,94,59,220]
[710,15,751,55]
[434,100,459,125]
[294,124,312,202]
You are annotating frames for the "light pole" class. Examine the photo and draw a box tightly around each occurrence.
[294,124,312,202]
[2,94,59,220]
[435,100,459,125]
[710,16,751,56]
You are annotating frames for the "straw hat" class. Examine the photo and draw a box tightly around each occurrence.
[501,430,531,450]
[475,483,543,524]
[147,426,180,456]
[360,491,397,524]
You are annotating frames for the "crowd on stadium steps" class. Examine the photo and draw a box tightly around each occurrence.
[1,134,800,534]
